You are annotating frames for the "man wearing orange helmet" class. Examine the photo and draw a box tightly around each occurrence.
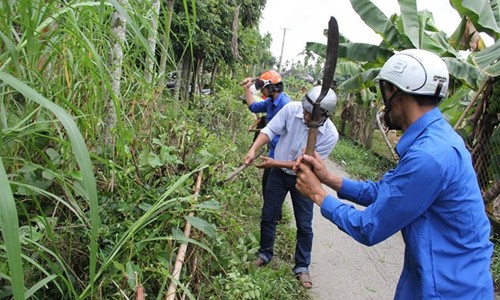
[241,70,291,220]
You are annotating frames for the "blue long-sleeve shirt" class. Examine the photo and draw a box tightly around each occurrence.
[320,108,493,299]
[248,92,290,158]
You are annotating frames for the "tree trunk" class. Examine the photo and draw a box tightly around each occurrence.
[191,57,200,96]
[196,58,204,94]
[230,5,241,61]
[158,0,174,91]
[145,0,160,83]
[104,0,128,148]
[339,95,354,136]
[180,55,191,102]
[209,61,218,92]
[363,102,377,148]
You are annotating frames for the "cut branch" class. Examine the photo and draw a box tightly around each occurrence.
[165,170,203,300]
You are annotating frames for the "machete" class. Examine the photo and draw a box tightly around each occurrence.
[218,147,266,186]
[304,16,339,156]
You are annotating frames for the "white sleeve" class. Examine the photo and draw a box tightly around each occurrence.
[260,103,293,141]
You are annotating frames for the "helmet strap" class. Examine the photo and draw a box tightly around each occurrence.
[434,82,443,97]
[386,92,403,130]
[380,82,403,131]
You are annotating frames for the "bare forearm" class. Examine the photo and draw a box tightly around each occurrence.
[251,133,269,151]
[245,88,255,106]
[272,160,295,169]
[310,189,328,206]
[324,173,343,192]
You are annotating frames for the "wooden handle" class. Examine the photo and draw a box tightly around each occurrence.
[223,147,266,183]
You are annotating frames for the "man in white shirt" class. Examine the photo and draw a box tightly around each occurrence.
[244,86,339,288]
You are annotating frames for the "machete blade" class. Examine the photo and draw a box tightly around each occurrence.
[304,16,340,157]
[318,16,339,103]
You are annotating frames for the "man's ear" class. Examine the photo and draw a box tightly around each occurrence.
[388,83,398,93]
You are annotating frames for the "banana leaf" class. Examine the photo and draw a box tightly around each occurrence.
[450,0,500,39]
[350,0,401,48]
[471,39,500,77]
[398,0,420,48]
[443,57,484,90]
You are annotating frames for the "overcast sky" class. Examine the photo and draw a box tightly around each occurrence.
[259,0,480,68]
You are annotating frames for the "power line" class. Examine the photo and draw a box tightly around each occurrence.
[278,27,290,72]
[284,0,330,29]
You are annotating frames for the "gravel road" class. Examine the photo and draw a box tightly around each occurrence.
[307,159,405,300]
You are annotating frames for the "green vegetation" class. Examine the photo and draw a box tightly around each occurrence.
[329,136,396,181]
[491,235,500,290]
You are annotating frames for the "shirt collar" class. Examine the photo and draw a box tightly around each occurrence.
[294,109,328,134]
[395,107,442,156]
[272,92,286,106]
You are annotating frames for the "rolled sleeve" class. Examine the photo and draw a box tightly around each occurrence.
[260,127,276,143]
[248,100,269,113]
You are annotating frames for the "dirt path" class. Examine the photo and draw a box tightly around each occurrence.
[307,159,405,299]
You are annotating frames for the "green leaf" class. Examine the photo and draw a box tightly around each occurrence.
[339,43,394,64]
[195,200,222,210]
[350,0,401,48]
[439,87,471,126]
[421,10,440,32]
[471,39,500,77]
[170,228,216,256]
[306,42,393,65]
[450,0,500,39]
[398,0,420,48]
[338,69,381,92]
[0,158,25,300]
[184,216,216,237]
[443,57,483,90]
[125,261,140,290]
[421,32,448,54]
[24,274,57,299]
[148,153,163,168]
[112,261,125,273]
[0,30,22,76]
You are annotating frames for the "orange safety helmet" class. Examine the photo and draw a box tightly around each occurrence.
[254,70,282,90]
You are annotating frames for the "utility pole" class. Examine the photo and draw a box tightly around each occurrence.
[278,28,289,72]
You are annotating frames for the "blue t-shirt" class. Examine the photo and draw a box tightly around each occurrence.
[248,92,291,158]
[321,108,493,299]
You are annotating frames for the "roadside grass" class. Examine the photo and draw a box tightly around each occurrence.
[202,165,309,300]
[490,234,500,292]
[329,135,396,181]
[371,130,400,161]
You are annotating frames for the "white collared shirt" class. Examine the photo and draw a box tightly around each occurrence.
[261,101,338,175]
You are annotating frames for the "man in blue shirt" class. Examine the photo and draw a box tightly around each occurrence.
[245,86,339,289]
[294,49,493,299]
[241,70,291,220]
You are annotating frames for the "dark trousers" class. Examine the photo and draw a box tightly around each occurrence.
[262,167,270,195]
[258,168,314,274]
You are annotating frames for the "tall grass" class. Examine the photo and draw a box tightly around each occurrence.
[0,71,100,297]
[0,0,183,297]
[0,158,24,299]
[0,0,312,299]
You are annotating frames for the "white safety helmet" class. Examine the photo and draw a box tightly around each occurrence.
[302,85,337,115]
[375,49,449,99]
